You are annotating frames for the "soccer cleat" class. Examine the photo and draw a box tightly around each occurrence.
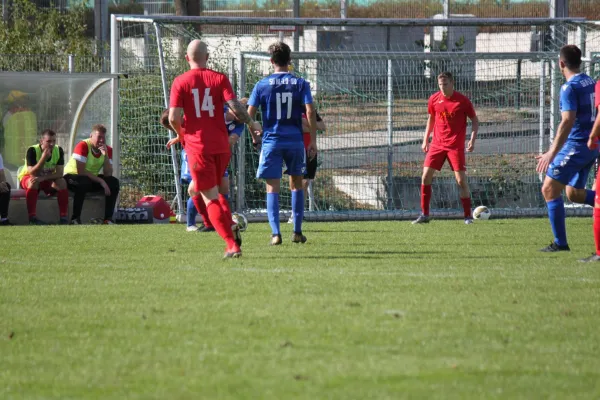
[540,242,570,252]
[291,232,307,244]
[89,218,103,225]
[0,219,14,226]
[232,223,242,247]
[70,218,82,225]
[186,225,200,232]
[464,218,474,225]
[578,254,600,262]
[287,215,294,224]
[270,234,282,246]
[29,217,46,226]
[103,219,115,225]
[223,244,242,258]
[59,217,69,225]
[198,225,216,233]
[412,215,431,224]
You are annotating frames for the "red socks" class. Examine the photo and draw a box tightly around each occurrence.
[218,194,232,222]
[26,188,69,218]
[461,197,472,219]
[594,208,600,256]
[421,184,432,216]
[192,195,212,228]
[57,189,68,218]
[25,187,39,218]
[206,200,235,248]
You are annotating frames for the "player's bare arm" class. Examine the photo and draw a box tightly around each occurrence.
[27,147,53,179]
[588,111,600,150]
[166,107,184,149]
[75,160,110,195]
[305,103,318,160]
[536,110,576,173]
[422,114,433,153]
[227,99,262,135]
[247,105,262,147]
[467,115,479,152]
[99,144,113,176]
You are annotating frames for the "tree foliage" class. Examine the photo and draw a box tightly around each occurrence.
[0,0,93,55]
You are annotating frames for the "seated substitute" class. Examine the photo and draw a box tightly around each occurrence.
[63,124,119,224]
[0,152,12,225]
[17,129,69,225]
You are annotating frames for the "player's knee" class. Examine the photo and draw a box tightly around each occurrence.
[55,178,67,191]
[565,187,583,202]
[28,181,39,190]
[541,181,559,200]
[421,172,433,185]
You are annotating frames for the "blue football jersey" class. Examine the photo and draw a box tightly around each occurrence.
[560,73,596,141]
[223,106,244,137]
[248,72,313,147]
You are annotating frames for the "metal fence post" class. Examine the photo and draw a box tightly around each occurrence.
[539,59,546,182]
[154,22,184,217]
[236,52,247,213]
[386,58,394,211]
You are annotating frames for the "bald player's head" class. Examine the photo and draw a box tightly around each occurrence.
[185,40,209,67]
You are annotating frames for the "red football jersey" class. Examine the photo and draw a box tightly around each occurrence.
[169,68,235,155]
[595,81,600,109]
[428,90,476,150]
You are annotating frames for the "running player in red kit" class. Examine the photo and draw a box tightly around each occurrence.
[413,71,479,225]
[167,40,261,258]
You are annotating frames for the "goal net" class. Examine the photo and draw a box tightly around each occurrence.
[112,16,600,220]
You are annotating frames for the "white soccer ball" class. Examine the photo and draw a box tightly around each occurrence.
[473,205,491,220]
[232,212,248,232]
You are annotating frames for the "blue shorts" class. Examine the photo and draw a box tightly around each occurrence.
[257,144,306,179]
[547,141,599,189]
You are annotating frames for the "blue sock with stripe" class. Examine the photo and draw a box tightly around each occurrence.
[291,189,304,234]
[187,196,198,227]
[585,190,596,207]
[547,197,567,246]
[267,192,280,236]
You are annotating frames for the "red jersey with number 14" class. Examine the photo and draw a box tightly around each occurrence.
[169,68,235,154]
[428,90,476,150]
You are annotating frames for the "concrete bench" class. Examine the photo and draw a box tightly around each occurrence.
[8,189,106,225]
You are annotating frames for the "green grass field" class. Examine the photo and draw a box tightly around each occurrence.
[2,218,600,399]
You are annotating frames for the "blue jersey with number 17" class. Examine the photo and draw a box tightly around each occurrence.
[560,73,596,142]
[248,72,313,147]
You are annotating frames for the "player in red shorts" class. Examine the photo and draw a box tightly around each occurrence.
[580,80,600,262]
[413,71,479,225]
[166,40,261,258]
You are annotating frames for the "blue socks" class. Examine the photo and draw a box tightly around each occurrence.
[187,196,198,227]
[267,192,280,235]
[585,190,596,207]
[291,189,304,234]
[547,197,567,246]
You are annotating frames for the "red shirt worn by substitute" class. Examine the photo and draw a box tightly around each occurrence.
[72,141,113,163]
[428,91,476,150]
[169,68,235,155]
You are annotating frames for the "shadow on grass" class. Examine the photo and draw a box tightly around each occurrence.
[306,230,395,234]
[345,250,445,255]
[259,254,386,260]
